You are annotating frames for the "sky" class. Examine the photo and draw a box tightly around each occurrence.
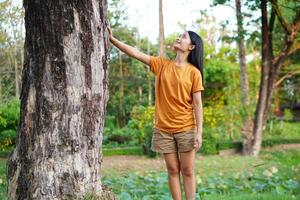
[12,0,238,43]
[122,0,236,43]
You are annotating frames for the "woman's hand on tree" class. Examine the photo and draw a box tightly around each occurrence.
[107,26,114,41]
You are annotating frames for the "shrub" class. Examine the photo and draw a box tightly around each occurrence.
[130,105,156,157]
[0,98,20,149]
[0,129,16,150]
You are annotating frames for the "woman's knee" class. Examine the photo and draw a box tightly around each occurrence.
[181,166,194,177]
[167,165,180,175]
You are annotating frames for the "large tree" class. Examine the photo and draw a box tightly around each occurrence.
[6,0,113,199]
[250,0,300,155]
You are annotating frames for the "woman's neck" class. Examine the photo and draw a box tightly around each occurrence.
[174,52,189,67]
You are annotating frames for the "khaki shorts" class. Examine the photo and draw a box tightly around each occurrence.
[151,127,196,153]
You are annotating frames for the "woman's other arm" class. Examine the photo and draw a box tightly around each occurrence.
[108,27,150,66]
[193,91,203,151]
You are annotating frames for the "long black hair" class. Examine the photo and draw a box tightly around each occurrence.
[187,31,204,87]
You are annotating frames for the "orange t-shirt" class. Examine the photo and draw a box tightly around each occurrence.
[149,56,204,133]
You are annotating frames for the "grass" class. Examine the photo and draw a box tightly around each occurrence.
[202,193,297,200]
[0,158,7,199]
[0,149,299,199]
[103,146,143,156]
[101,149,300,200]
[264,121,300,140]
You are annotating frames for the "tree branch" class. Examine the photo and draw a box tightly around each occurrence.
[292,10,300,34]
[272,37,293,69]
[269,8,276,33]
[272,3,300,69]
[275,69,300,87]
[269,0,292,34]
[288,43,300,57]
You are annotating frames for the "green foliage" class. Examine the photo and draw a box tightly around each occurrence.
[264,120,300,140]
[0,129,16,150]
[130,105,156,157]
[283,109,294,121]
[0,159,7,199]
[0,98,19,149]
[202,193,296,200]
[103,168,300,200]
[0,98,19,130]
[83,193,99,200]
[264,149,300,167]
[216,141,242,151]
[101,150,300,199]
[103,147,143,156]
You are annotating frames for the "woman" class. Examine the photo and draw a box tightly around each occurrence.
[108,27,204,200]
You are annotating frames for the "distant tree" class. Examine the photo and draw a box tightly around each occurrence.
[159,0,166,56]
[212,0,251,154]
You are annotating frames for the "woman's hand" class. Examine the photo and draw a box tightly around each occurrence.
[194,133,202,151]
[106,26,150,65]
[107,26,114,42]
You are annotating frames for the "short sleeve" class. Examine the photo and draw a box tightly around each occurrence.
[192,69,204,93]
[149,56,164,75]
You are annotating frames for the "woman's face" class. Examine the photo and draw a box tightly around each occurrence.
[172,31,194,53]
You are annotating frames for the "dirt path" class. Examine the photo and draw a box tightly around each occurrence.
[101,144,300,176]
[218,143,300,156]
[101,155,166,176]
[263,143,300,151]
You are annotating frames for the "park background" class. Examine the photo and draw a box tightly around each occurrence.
[0,0,299,199]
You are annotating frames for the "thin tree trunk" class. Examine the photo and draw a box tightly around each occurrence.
[14,45,19,99]
[118,51,125,127]
[6,1,114,199]
[234,0,252,154]
[138,86,142,102]
[250,0,272,156]
[235,0,249,106]
[159,0,166,57]
[147,39,152,106]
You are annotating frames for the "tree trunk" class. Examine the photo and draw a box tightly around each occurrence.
[138,86,143,102]
[147,39,153,106]
[159,0,166,57]
[235,0,249,107]
[234,0,252,155]
[6,1,113,199]
[14,46,20,99]
[247,0,300,156]
[118,51,126,127]
[246,0,272,156]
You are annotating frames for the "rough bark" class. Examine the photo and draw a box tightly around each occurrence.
[159,0,166,57]
[6,0,112,199]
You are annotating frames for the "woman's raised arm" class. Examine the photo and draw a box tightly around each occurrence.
[107,27,151,66]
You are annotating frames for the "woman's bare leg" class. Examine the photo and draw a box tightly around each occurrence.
[180,149,196,200]
[163,153,182,200]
